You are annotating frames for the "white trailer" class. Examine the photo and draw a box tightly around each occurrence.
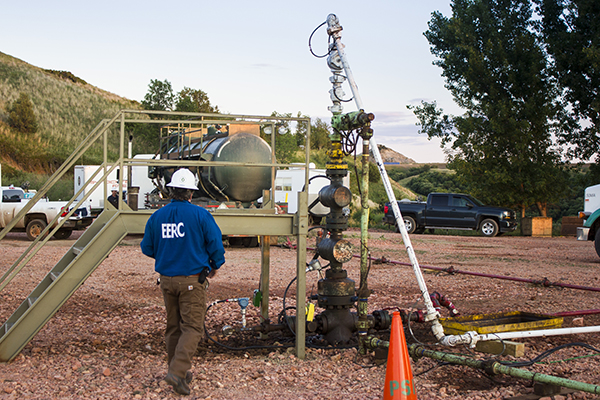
[74,155,156,213]
[74,165,128,212]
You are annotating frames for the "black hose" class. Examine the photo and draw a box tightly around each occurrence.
[308,21,330,58]
[203,296,359,352]
[500,342,600,368]
[282,276,298,335]
[203,301,293,351]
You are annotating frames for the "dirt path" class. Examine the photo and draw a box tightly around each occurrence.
[1,230,599,399]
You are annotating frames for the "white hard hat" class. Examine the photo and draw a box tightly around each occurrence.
[110,186,118,192]
[167,168,198,190]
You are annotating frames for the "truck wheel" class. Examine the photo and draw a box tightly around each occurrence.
[480,219,499,237]
[228,237,243,247]
[594,237,600,258]
[53,229,73,240]
[243,237,259,248]
[26,219,47,241]
[399,216,417,234]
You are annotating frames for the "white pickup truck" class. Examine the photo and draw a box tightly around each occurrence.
[1,185,93,240]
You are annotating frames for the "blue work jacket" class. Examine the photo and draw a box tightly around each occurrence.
[141,199,225,277]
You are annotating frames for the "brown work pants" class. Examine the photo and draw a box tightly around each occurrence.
[160,275,207,379]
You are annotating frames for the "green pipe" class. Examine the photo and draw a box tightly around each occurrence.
[364,338,600,394]
[410,345,600,395]
[365,335,389,350]
[357,138,371,355]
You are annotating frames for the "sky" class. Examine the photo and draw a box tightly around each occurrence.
[1,1,463,163]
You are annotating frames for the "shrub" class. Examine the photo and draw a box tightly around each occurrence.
[43,69,87,85]
[6,93,38,134]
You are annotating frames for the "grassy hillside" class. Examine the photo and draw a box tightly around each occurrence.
[0,52,422,204]
[0,52,142,175]
[397,168,455,187]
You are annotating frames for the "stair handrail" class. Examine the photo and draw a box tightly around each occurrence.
[0,161,121,290]
[0,116,116,241]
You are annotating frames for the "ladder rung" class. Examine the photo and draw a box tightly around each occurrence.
[5,322,14,334]
[50,271,61,281]
[72,247,83,255]
[27,297,38,307]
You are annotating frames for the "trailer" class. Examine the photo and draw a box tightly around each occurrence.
[74,155,157,214]
[74,165,128,215]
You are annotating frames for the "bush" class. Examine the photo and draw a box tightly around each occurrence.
[387,165,433,182]
[405,170,467,196]
[6,93,38,134]
[349,208,385,228]
[43,69,87,85]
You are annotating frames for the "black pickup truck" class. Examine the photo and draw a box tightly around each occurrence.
[383,193,518,237]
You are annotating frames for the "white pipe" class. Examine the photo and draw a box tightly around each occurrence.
[326,14,441,329]
[127,135,133,190]
[479,325,600,341]
[440,325,600,348]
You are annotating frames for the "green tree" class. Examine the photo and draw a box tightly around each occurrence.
[405,170,467,196]
[292,114,331,150]
[293,111,309,148]
[175,87,219,113]
[259,111,331,163]
[368,162,380,184]
[142,79,174,112]
[536,0,600,162]
[138,79,175,152]
[311,118,331,150]
[387,165,433,182]
[6,93,38,134]
[412,0,567,216]
[263,111,299,163]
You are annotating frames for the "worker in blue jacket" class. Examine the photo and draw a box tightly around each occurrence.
[141,168,225,396]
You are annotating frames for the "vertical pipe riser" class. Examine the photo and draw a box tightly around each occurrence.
[358,138,371,354]
[326,13,440,326]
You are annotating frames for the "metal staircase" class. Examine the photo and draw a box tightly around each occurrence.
[0,110,308,362]
[0,209,151,361]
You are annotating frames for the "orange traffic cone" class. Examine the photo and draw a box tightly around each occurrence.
[383,311,417,399]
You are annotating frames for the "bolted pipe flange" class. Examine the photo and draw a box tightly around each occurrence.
[317,269,356,309]
[372,310,392,330]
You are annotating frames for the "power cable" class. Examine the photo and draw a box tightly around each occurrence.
[500,342,600,368]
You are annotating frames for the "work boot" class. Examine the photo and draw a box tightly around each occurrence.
[165,372,190,395]
[185,371,193,384]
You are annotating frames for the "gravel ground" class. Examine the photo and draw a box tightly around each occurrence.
[1,229,600,399]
